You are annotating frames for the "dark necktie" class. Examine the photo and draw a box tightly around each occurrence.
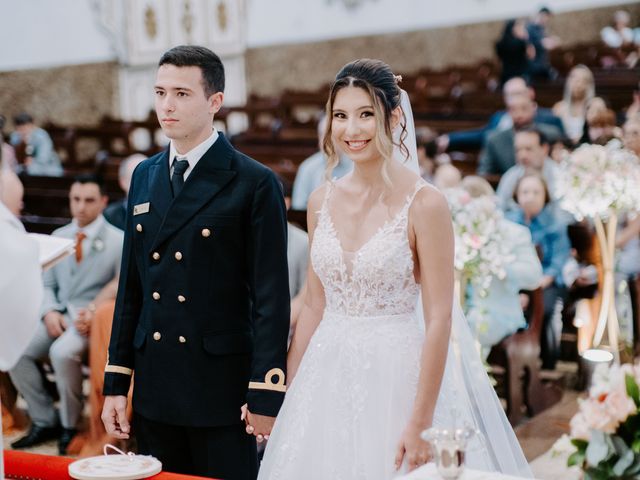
[171,158,189,197]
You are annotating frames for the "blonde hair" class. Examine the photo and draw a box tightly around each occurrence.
[461,175,495,198]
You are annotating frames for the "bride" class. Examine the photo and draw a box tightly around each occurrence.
[254,59,532,479]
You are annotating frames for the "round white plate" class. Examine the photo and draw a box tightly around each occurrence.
[68,454,162,480]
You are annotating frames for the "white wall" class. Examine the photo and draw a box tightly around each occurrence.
[0,0,115,71]
[246,0,639,47]
[2,0,637,72]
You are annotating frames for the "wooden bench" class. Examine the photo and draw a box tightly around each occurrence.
[488,287,563,425]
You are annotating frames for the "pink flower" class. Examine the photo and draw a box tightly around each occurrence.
[580,397,618,434]
[469,235,482,249]
[605,389,637,424]
[570,412,591,440]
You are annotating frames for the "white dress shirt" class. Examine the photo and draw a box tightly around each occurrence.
[168,128,219,181]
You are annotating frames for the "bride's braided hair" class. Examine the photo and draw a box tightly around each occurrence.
[322,59,409,184]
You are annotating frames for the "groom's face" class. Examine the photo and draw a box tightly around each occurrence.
[154,64,223,146]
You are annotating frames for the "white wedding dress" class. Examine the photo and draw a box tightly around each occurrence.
[258,179,524,480]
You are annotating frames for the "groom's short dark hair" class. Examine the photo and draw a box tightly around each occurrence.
[159,45,225,97]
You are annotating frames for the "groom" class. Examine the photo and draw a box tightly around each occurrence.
[102,45,290,479]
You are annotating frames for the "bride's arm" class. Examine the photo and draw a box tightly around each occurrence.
[396,186,454,472]
[286,187,326,384]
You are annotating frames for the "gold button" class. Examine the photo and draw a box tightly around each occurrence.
[178,336,186,344]
[152,292,161,300]
[153,331,161,341]
[152,252,160,260]
[177,295,186,303]
[136,224,143,232]
[174,251,183,261]
[201,228,211,238]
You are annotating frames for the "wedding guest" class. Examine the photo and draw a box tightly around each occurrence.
[496,19,534,86]
[439,77,563,152]
[582,104,619,145]
[478,93,563,175]
[0,115,18,172]
[552,65,595,145]
[291,116,352,210]
[461,176,542,358]
[623,114,640,156]
[526,6,561,81]
[278,175,308,334]
[433,163,461,191]
[496,127,560,212]
[600,10,636,48]
[9,174,122,454]
[103,153,146,230]
[10,113,63,176]
[507,172,571,369]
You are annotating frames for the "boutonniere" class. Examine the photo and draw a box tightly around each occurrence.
[92,238,105,252]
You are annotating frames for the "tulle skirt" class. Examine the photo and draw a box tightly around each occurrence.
[257,310,493,480]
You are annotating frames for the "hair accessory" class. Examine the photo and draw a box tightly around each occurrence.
[394,75,403,84]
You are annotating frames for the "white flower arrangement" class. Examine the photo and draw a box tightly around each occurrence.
[445,189,514,297]
[556,141,640,221]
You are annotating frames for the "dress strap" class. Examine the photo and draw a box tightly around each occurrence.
[402,179,428,214]
[317,180,335,219]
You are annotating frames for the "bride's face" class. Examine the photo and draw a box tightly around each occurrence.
[331,86,381,164]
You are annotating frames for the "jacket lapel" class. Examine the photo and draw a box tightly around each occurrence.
[147,150,172,221]
[151,134,237,250]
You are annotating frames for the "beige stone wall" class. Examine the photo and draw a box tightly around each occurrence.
[246,2,640,96]
[0,2,637,128]
[0,62,119,128]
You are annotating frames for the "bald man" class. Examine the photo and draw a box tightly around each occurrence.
[0,171,43,479]
[103,154,147,230]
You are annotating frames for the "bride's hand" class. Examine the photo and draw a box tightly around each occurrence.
[394,421,432,472]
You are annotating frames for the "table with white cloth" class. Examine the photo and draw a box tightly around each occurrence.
[397,463,535,480]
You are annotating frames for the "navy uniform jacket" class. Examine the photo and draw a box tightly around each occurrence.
[103,134,291,427]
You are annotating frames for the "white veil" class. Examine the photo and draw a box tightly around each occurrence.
[395,90,533,478]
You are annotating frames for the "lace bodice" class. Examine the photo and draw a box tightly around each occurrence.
[311,180,426,317]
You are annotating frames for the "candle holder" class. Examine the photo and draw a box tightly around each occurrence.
[422,426,476,479]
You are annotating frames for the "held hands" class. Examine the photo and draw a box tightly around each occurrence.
[74,307,93,336]
[102,395,130,439]
[241,404,275,443]
[394,420,432,472]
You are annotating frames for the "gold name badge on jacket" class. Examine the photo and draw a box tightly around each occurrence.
[133,202,150,216]
[249,368,286,392]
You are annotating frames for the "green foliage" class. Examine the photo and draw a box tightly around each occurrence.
[626,374,640,407]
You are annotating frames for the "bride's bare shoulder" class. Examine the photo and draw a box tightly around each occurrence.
[411,183,450,221]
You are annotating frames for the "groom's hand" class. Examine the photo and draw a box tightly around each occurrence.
[102,395,130,439]
[241,404,275,443]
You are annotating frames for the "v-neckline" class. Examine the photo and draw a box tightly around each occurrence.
[322,181,420,256]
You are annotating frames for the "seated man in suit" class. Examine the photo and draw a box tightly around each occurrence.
[103,154,146,230]
[496,127,561,213]
[439,77,564,152]
[9,173,123,454]
[477,93,563,176]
